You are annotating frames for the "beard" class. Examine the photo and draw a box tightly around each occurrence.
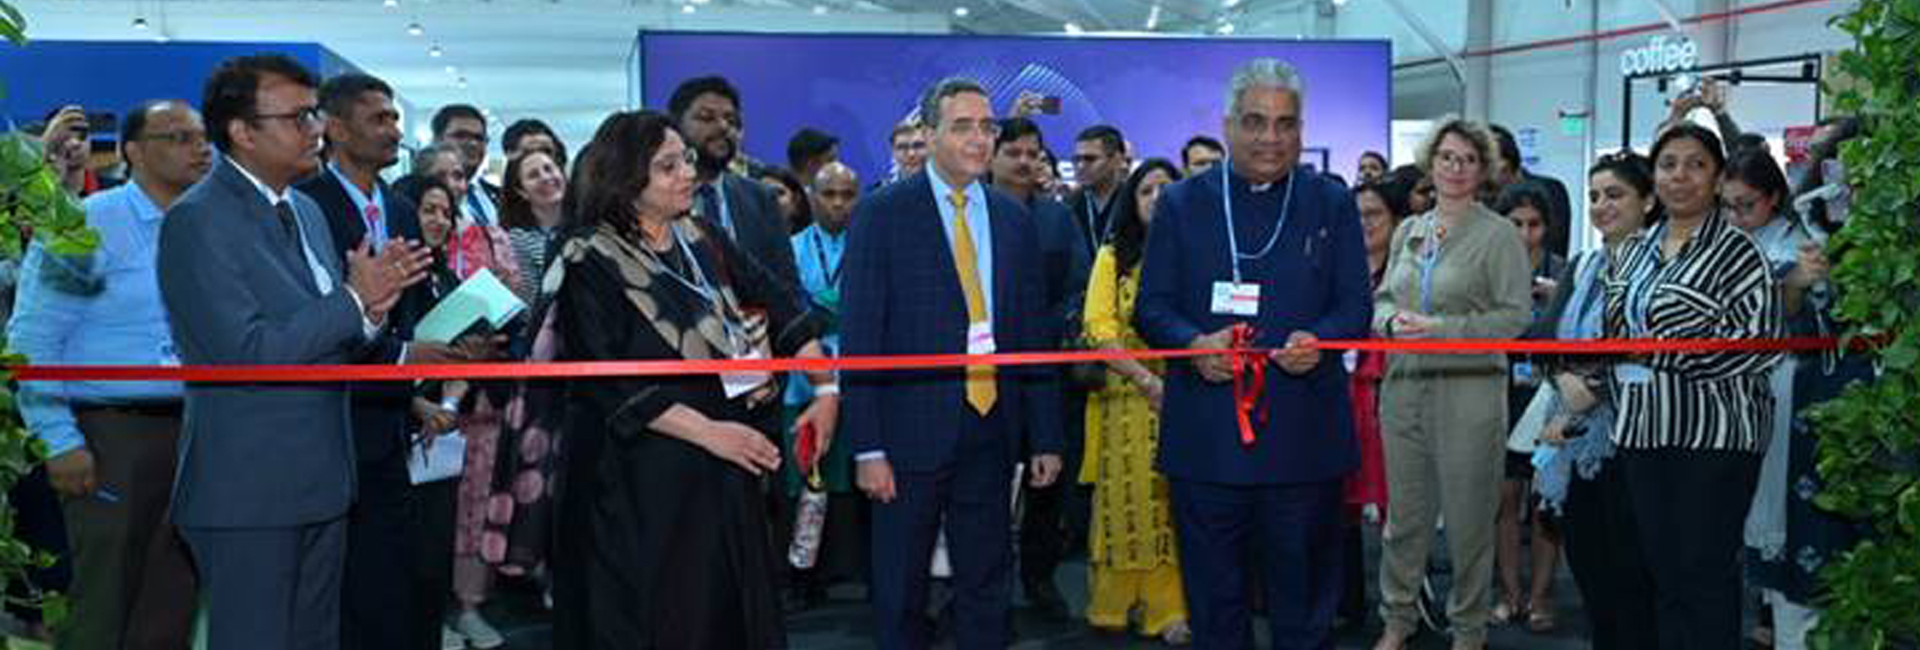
[696,136,736,177]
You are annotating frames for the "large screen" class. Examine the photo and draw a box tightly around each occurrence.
[635,31,1391,184]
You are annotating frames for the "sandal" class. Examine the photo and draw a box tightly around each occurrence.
[1491,600,1525,625]
[1527,606,1557,633]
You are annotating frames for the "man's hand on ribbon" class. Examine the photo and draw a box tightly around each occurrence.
[1272,330,1322,376]
[1189,327,1238,383]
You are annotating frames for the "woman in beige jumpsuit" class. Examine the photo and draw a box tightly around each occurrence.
[1369,117,1532,650]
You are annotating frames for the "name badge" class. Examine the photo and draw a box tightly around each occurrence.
[967,321,996,356]
[1614,363,1654,386]
[1512,361,1536,385]
[722,347,773,400]
[1211,281,1260,317]
[158,340,182,368]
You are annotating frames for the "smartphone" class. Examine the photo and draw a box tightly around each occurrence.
[1039,96,1062,115]
[85,111,117,135]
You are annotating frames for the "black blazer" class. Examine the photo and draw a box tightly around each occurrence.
[297,170,431,463]
[700,173,802,299]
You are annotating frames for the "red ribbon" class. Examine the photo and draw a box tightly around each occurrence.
[1229,324,1268,447]
[4,336,1866,384]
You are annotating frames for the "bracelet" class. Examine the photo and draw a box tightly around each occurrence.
[813,383,840,397]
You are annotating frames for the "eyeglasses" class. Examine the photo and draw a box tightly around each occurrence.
[249,107,325,130]
[141,130,209,147]
[942,119,1001,139]
[651,148,699,176]
[1434,150,1481,169]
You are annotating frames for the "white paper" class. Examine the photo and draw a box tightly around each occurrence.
[407,431,467,485]
[414,268,527,344]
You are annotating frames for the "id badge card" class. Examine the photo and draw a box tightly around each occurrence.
[1211,281,1260,317]
[722,347,774,400]
[1614,363,1654,386]
[967,321,996,355]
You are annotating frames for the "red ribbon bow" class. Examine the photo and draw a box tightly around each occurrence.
[1229,323,1268,447]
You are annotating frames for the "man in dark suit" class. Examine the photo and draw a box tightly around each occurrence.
[156,54,430,650]
[669,75,802,295]
[299,72,485,650]
[1066,124,1129,268]
[842,77,1064,650]
[988,116,1084,619]
[1133,58,1373,650]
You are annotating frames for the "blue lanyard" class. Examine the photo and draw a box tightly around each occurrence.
[810,228,842,288]
[651,224,748,349]
[1417,215,1445,315]
[1219,159,1296,284]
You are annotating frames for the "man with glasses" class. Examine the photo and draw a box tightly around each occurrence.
[9,98,210,650]
[156,53,432,650]
[431,104,497,227]
[1133,58,1373,649]
[842,76,1064,650]
[885,117,929,186]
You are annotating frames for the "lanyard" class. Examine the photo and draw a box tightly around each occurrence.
[1082,194,1110,254]
[811,228,842,288]
[647,224,749,350]
[1417,214,1446,315]
[1220,159,1296,284]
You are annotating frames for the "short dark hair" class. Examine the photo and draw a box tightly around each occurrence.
[786,127,838,172]
[667,76,741,123]
[1724,146,1792,212]
[202,53,318,154]
[1493,181,1556,224]
[755,166,812,231]
[1651,123,1727,177]
[119,99,178,144]
[1359,150,1388,168]
[1589,150,1656,199]
[1182,135,1224,167]
[1489,123,1522,172]
[1354,179,1412,224]
[502,118,565,161]
[318,73,394,122]
[1075,124,1124,154]
[995,117,1042,150]
[917,77,988,131]
[430,104,485,139]
[574,110,678,242]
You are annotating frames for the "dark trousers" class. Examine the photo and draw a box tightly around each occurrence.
[6,465,70,625]
[1560,461,1657,650]
[411,477,460,650]
[343,449,444,650]
[183,517,346,650]
[1619,448,1761,650]
[870,411,1014,650]
[58,409,198,650]
[1170,478,1345,650]
[1018,389,1086,594]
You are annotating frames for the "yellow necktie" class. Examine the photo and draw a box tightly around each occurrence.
[947,188,997,415]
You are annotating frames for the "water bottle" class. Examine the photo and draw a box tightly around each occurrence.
[788,472,828,569]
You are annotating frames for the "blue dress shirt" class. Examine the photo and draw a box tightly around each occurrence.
[926,164,994,320]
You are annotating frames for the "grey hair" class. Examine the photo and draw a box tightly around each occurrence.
[411,142,460,174]
[1225,58,1306,116]
[918,76,989,131]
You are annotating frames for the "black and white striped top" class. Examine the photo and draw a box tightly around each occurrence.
[1603,208,1783,452]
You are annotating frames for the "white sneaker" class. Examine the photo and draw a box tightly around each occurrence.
[452,609,505,649]
[440,625,467,650]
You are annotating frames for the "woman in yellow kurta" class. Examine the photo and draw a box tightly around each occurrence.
[1080,159,1190,645]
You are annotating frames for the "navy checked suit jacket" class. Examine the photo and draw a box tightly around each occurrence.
[840,171,1064,473]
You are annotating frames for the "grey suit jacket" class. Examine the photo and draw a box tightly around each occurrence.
[158,157,370,529]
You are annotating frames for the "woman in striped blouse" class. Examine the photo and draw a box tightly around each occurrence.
[1603,124,1783,650]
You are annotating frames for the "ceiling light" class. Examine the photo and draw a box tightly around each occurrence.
[1223,0,1242,7]
[1063,21,1082,34]
[457,77,468,89]
[444,65,457,74]
[428,44,443,57]
[813,5,827,14]
[1145,3,1161,29]
[132,16,148,30]
[682,4,695,13]
[406,22,423,36]
[1332,0,1348,5]
[383,0,397,7]
[1217,22,1236,34]
[689,0,710,4]
[953,6,969,17]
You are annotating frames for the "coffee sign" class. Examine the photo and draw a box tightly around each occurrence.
[1620,35,1698,76]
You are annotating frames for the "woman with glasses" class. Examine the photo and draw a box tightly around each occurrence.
[1604,124,1782,650]
[1371,117,1533,650]
[548,111,839,649]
